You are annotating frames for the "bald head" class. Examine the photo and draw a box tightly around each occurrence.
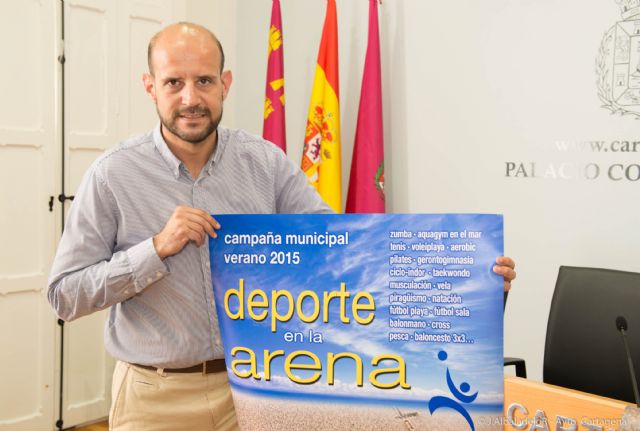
[147,22,225,75]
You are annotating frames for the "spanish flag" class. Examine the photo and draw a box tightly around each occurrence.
[301,0,342,212]
[263,0,286,152]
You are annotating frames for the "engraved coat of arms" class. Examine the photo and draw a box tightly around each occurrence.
[598,0,640,117]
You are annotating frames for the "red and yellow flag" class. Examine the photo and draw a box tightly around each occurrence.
[263,0,286,152]
[301,0,341,212]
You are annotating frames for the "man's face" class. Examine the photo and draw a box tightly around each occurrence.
[144,29,231,145]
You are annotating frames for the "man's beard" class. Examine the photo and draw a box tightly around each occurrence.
[160,105,223,144]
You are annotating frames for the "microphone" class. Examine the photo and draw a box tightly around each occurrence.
[616,316,640,407]
[616,316,640,431]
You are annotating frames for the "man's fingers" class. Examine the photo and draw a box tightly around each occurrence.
[494,256,516,293]
[183,213,214,238]
[493,265,516,282]
[493,260,516,293]
[156,207,220,258]
[496,256,515,270]
[182,210,220,238]
[184,221,208,246]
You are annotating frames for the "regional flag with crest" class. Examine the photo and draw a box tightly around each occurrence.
[263,0,286,152]
[346,0,385,213]
[301,0,342,212]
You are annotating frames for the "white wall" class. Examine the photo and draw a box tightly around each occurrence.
[188,0,640,382]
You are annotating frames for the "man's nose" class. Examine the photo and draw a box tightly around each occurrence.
[181,83,198,106]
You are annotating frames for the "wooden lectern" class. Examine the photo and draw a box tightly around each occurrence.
[504,376,635,431]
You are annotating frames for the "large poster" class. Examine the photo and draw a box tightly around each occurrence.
[209,214,504,431]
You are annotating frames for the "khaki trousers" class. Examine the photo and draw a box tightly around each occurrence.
[109,361,239,431]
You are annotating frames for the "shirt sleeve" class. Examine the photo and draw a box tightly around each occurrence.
[47,164,169,322]
[273,147,334,214]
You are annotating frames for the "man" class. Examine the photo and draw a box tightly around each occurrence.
[48,22,516,431]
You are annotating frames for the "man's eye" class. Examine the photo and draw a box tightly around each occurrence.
[167,79,180,86]
[198,78,211,85]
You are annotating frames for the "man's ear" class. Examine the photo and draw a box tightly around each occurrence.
[221,70,233,100]
[142,73,157,102]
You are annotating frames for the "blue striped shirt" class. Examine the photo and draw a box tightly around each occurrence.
[48,125,331,368]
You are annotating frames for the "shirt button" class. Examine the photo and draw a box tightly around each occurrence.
[206,261,210,268]
[124,290,130,295]
[147,277,153,284]
[156,271,162,278]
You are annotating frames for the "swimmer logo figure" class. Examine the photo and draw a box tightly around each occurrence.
[428,350,478,431]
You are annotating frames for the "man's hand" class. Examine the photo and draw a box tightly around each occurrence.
[153,206,220,259]
[493,256,516,292]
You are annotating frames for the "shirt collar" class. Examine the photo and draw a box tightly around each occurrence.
[153,124,182,179]
[208,126,228,174]
[153,123,229,179]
